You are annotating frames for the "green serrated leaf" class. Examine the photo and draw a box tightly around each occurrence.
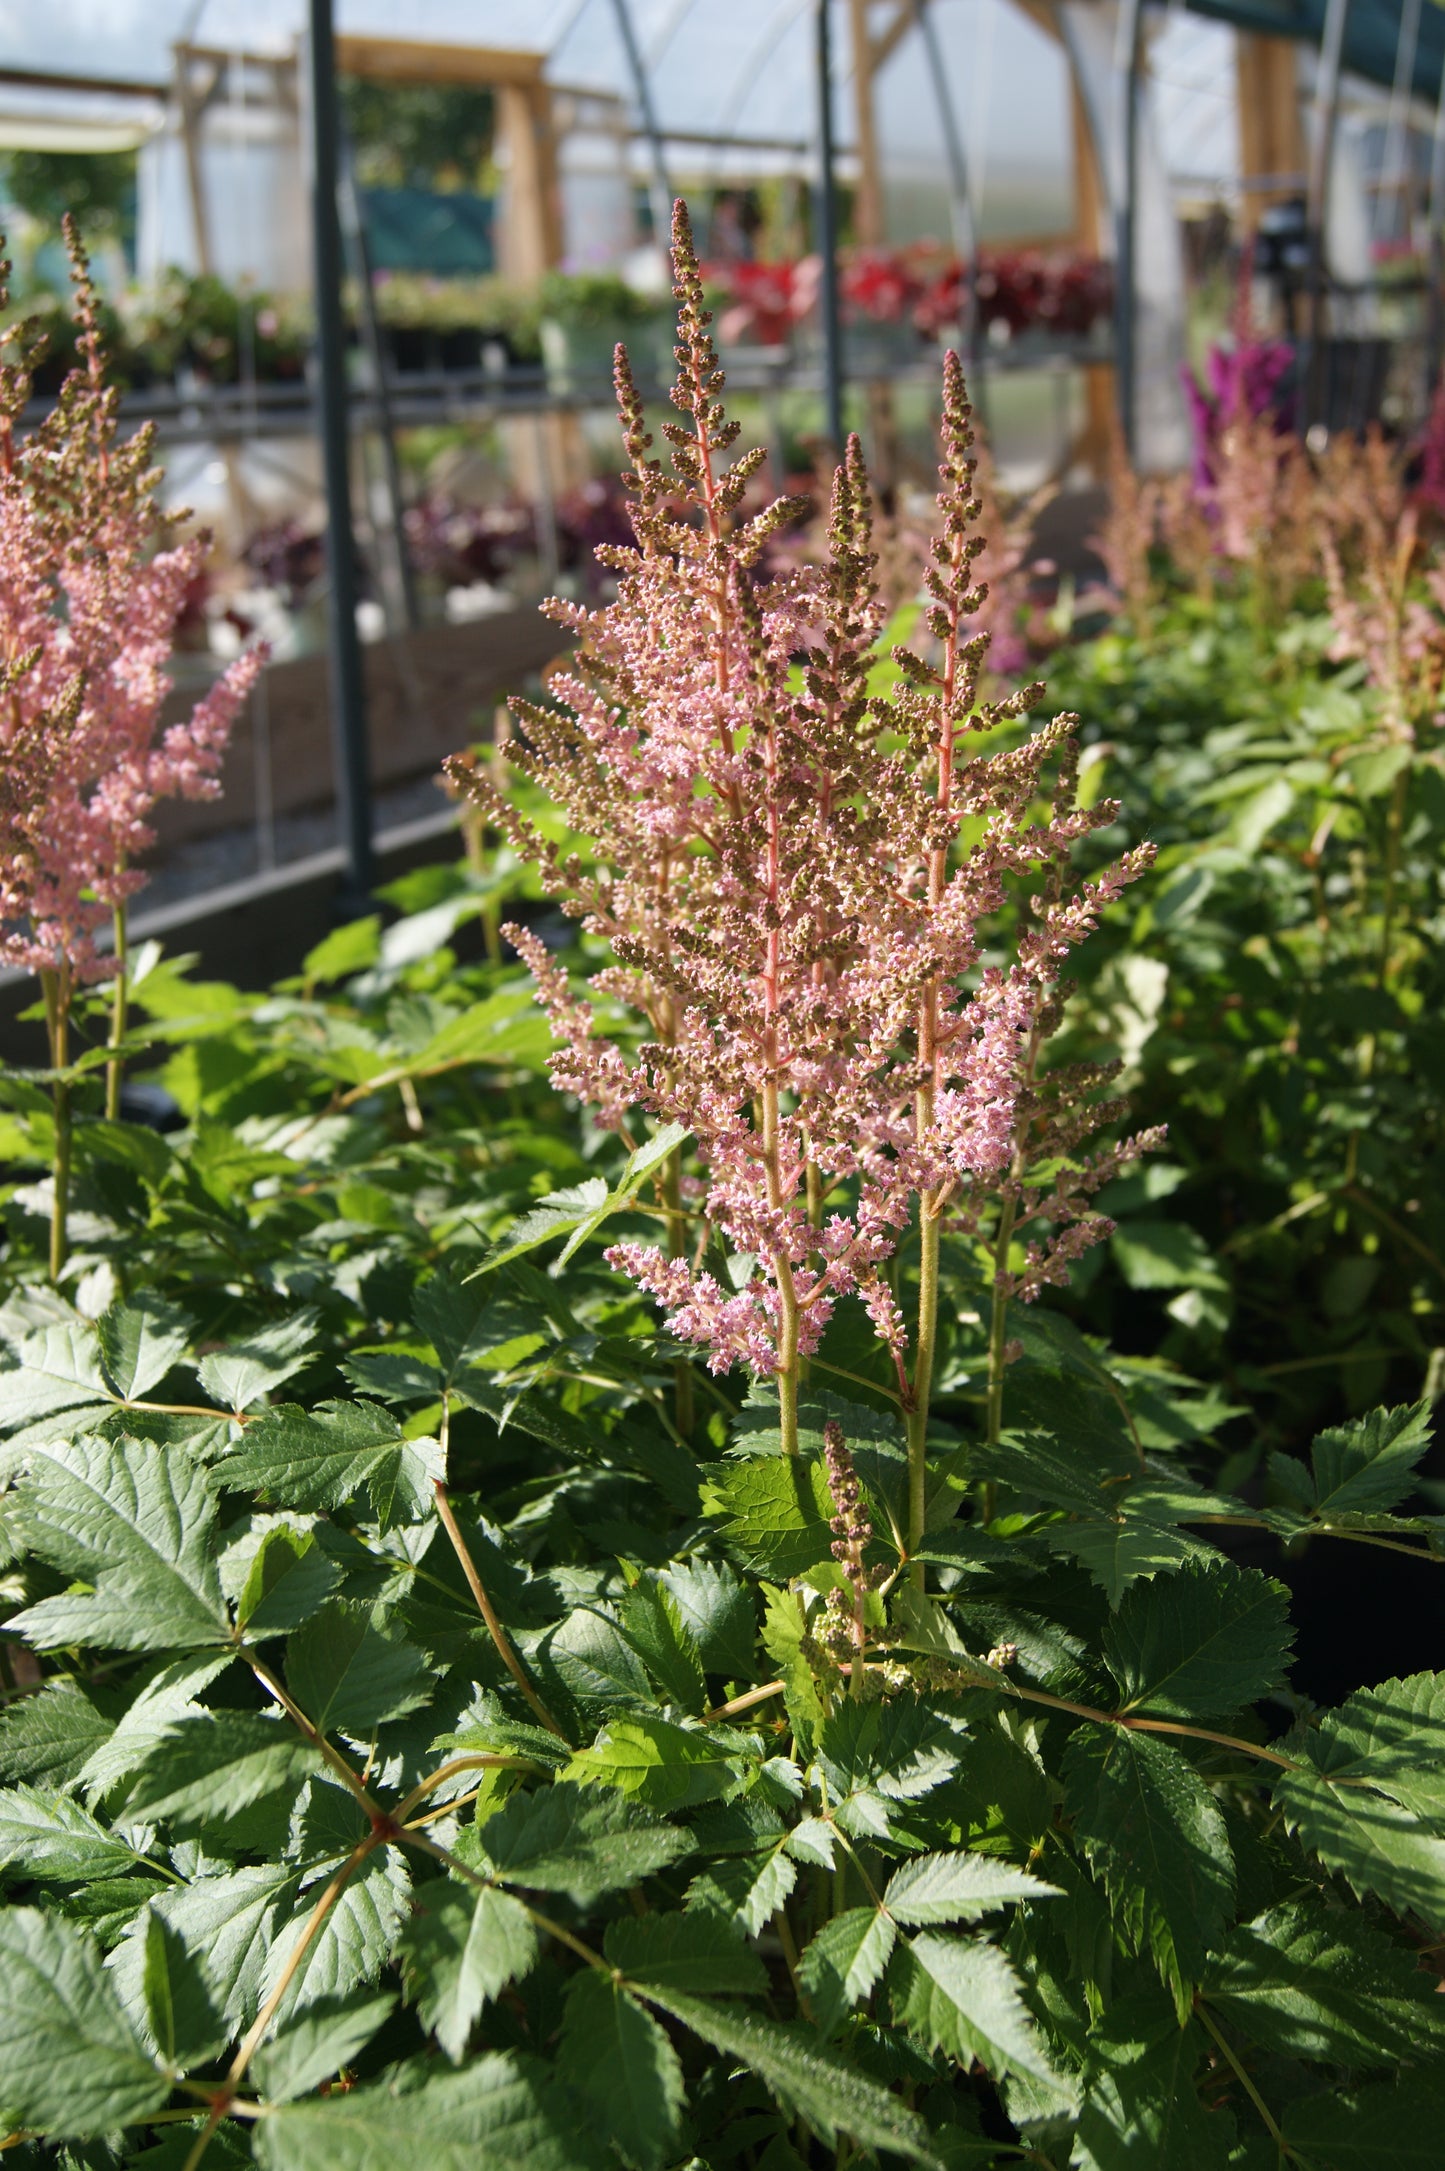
[564,1713,739,1808]
[1281,2075,1445,2165]
[134,1907,228,2071]
[262,1842,410,2023]
[399,1885,538,2062]
[97,1297,194,1403]
[1064,1727,1235,2020]
[479,1781,692,1904]
[285,1604,432,1736]
[1073,2008,1230,2171]
[126,1711,319,1828]
[0,1907,168,2137]
[251,1991,395,2104]
[0,1783,139,1883]
[540,1604,652,1709]
[217,1400,410,1514]
[106,1862,300,2032]
[1270,1403,1434,1523]
[883,1850,1062,1925]
[1203,1899,1445,2070]
[251,2050,602,2171]
[639,1985,944,2167]
[685,1836,798,1936]
[1273,1682,1445,1926]
[1104,1558,1294,1720]
[659,1557,756,1679]
[797,1907,896,2036]
[605,1909,768,1995]
[10,1437,229,1652]
[77,1654,233,1801]
[0,1682,113,1787]
[701,1454,836,1578]
[0,1317,114,1429]
[890,1932,1059,2083]
[561,1972,684,2171]
[619,1578,708,1715]
[237,1525,340,1637]
[198,1312,319,1414]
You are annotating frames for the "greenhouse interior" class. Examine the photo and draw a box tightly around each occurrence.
[1,3,1445,2167]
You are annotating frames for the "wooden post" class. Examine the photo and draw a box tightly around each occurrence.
[173,46,223,276]
[1072,77,1113,477]
[1235,34,1304,235]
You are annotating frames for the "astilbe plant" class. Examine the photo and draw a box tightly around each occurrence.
[448,202,1154,1563]
[0,225,263,1274]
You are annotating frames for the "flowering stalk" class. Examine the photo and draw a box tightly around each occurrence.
[0,226,264,1271]
[448,198,1151,1493]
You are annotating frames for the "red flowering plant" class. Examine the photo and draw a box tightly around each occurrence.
[449,201,1154,1561]
[0,226,264,1275]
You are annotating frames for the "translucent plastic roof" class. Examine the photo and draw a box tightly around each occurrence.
[5,0,1443,108]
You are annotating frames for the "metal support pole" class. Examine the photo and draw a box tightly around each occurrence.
[1427,55,1445,392]
[1379,0,1422,248]
[1113,0,1143,461]
[306,0,373,905]
[1304,0,1351,431]
[815,0,846,452]
[912,0,981,380]
[609,0,674,252]
[338,127,420,633]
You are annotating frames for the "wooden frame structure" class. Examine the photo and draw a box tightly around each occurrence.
[334,36,563,282]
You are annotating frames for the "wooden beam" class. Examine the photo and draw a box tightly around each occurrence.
[173,46,224,278]
[0,65,164,96]
[868,1,915,76]
[851,0,886,245]
[333,37,545,90]
[1235,33,1304,233]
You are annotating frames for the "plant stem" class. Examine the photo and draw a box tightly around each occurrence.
[1195,2000,1291,2156]
[244,1651,383,1811]
[980,1189,1019,1522]
[662,1142,694,1443]
[1377,758,1409,989]
[905,1203,941,1580]
[432,1481,570,1740]
[39,965,72,1282]
[180,1839,378,2171]
[394,1750,544,1823]
[105,899,127,1121]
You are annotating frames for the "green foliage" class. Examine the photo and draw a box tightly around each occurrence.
[0,565,1441,2166]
